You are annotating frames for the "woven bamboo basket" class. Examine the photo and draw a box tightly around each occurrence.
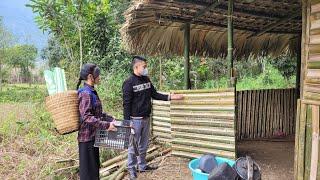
[45,90,79,135]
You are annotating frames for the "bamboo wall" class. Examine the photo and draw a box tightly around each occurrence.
[294,100,320,180]
[294,1,320,179]
[151,100,171,143]
[151,89,236,160]
[237,88,297,140]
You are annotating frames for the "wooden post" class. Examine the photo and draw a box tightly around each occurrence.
[184,23,191,89]
[227,0,234,87]
[296,36,301,99]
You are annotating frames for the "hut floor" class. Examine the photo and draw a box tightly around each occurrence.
[124,155,193,180]
[237,138,295,180]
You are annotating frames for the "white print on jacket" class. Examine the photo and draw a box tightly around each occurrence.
[133,82,151,92]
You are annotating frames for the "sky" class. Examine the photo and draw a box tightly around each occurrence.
[0,0,48,52]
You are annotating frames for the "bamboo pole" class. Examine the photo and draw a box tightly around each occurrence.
[242,91,248,139]
[294,99,301,179]
[184,23,191,90]
[247,90,252,138]
[238,91,242,139]
[227,0,234,86]
[297,103,307,180]
[262,89,268,138]
[304,105,312,179]
[309,105,319,180]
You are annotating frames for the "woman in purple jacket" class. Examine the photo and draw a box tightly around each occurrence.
[76,63,117,180]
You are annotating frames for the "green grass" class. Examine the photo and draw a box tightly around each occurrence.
[0,83,47,103]
[0,83,119,179]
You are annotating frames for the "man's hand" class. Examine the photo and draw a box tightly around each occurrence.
[107,122,117,131]
[170,93,184,100]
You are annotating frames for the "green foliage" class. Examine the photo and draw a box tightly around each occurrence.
[6,44,37,82]
[41,36,65,68]
[0,17,15,86]
[236,63,296,90]
[0,84,46,103]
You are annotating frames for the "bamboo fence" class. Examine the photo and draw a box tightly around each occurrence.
[237,88,297,140]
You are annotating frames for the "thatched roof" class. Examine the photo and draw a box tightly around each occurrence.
[120,0,302,58]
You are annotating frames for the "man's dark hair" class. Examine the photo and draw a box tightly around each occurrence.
[132,56,147,67]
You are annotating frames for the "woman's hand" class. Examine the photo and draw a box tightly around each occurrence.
[107,122,117,131]
[170,93,184,100]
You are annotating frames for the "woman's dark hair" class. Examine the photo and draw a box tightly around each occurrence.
[76,63,100,89]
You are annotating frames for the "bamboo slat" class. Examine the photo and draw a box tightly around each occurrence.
[310,105,319,180]
[294,100,301,179]
[297,103,307,180]
[305,105,313,179]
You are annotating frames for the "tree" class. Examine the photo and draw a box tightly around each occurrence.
[7,44,37,83]
[0,17,14,90]
[40,36,64,68]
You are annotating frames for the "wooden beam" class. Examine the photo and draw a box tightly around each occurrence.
[175,0,301,20]
[155,15,301,35]
[184,23,191,90]
[249,12,301,37]
[192,0,221,21]
[180,0,222,30]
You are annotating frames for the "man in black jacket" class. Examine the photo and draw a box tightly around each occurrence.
[123,56,183,180]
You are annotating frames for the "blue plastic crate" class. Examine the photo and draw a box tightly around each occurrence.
[188,156,236,180]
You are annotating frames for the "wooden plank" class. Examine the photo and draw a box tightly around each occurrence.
[266,89,271,138]
[152,116,171,123]
[279,89,283,135]
[291,89,295,134]
[294,99,301,179]
[172,145,235,159]
[171,118,233,128]
[276,89,280,134]
[297,103,307,180]
[251,90,256,139]
[311,3,320,14]
[262,89,268,138]
[281,89,285,134]
[242,91,247,139]
[171,124,234,136]
[311,17,320,30]
[290,89,294,134]
[257,90,262,138]
[254,90,259,138]
[172,138,235,152]
[271,89,276,136]
[173,131,235,144]
[310,105,319,180]
[310,34,320,44]
[305,105,313,179]
[237,91,242,139]
[170,111,234,119]
[284,89,288,134]
[271,89,276,137]
[247,90,252,139]
[170,105,234,111]
[171,88,234,94]
[257,90,261,138]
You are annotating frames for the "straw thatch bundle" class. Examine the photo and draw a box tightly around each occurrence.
[121,0,301,58]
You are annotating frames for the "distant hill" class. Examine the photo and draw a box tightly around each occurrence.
[0,0,48,53]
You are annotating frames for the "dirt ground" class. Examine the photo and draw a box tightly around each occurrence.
[237,139,295,180]
[124,155,193,180]
[123,138,294,180]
